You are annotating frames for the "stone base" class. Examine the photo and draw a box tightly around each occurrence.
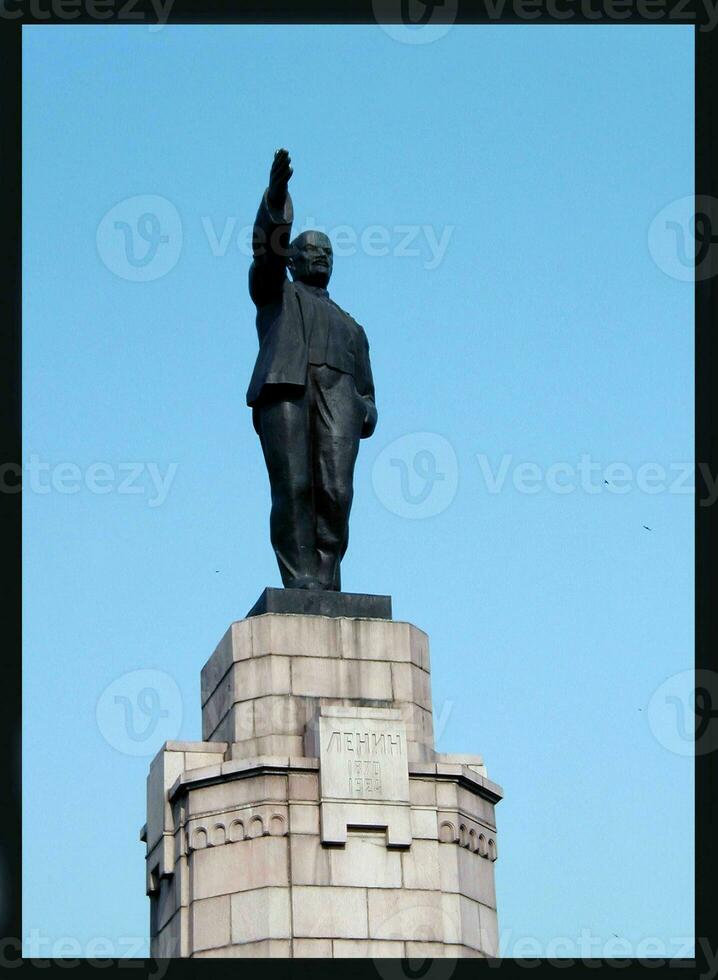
[143,604,502,958]
[247,587,392,621]
[199,613,434,762]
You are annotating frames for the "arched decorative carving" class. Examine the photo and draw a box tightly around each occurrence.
[438,820,457,844]
[186,806,289,851]
[437,814,497,861]
[248,815,264,838]
[269,813,287,837]
[210,823,226,847]
[228,819,244,842]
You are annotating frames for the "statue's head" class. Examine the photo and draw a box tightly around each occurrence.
[288,230,333,288]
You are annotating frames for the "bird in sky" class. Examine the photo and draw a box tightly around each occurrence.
[643,525,652,531]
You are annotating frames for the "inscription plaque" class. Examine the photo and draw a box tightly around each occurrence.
[317,710,410,803]
[306,706,412,847]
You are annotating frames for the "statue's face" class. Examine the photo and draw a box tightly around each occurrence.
[289,231,333,287]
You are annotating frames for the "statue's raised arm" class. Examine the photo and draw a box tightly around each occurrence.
[249,148,295,306]
[266,148,293,214]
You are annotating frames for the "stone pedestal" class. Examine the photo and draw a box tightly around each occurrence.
[141,598,503,958]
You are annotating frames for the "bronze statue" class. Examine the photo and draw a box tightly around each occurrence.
[247,149,377,592]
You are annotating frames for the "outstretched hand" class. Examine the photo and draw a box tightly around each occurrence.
[267,148,293,211]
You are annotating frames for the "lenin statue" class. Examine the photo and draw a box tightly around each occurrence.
[246,149,378,592]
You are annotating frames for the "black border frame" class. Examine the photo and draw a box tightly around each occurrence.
[1,4,712,974]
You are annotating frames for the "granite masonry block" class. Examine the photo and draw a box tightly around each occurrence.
[291,885,369,940]
[191,895,231,951]
[230,887,292,944]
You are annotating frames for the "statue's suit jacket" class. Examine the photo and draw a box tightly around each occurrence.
[246,189,377,439]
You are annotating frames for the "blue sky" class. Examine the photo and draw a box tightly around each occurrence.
[22,24,693,958]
